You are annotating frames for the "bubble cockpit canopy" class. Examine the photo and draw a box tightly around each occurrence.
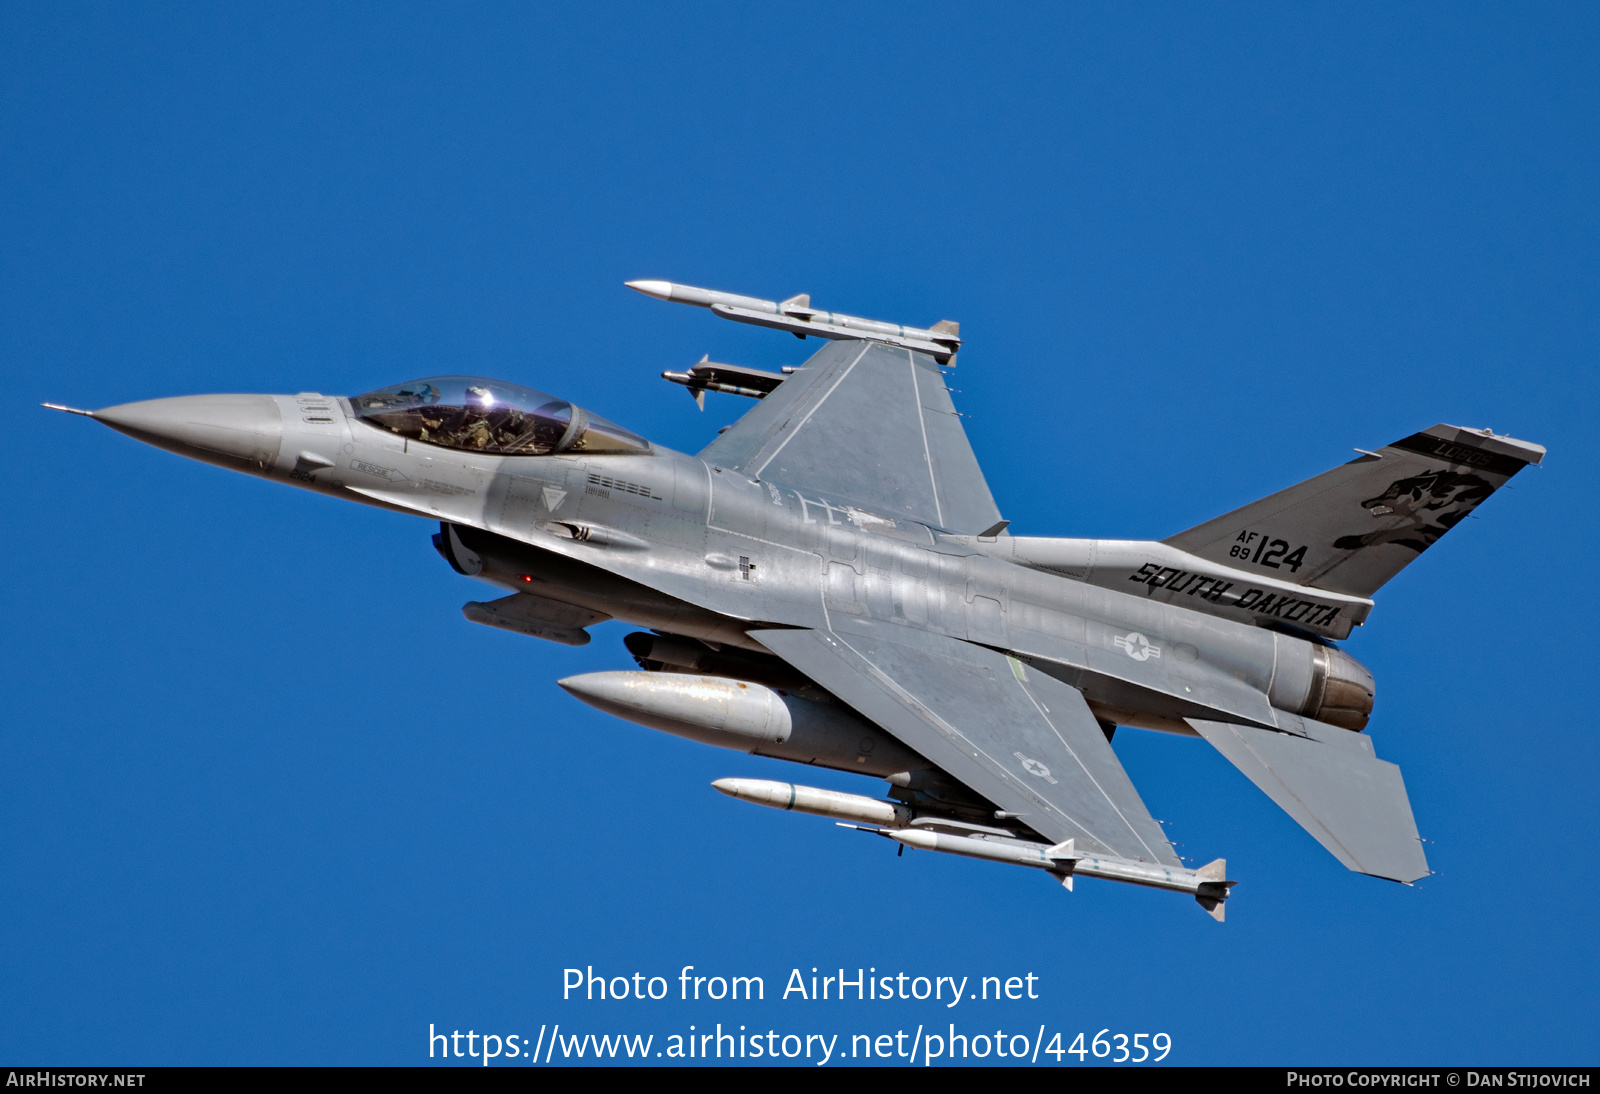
[350,376,650,457]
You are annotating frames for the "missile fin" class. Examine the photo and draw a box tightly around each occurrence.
[1046,838,1080,862]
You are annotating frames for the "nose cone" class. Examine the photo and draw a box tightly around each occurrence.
[94,394,283,472]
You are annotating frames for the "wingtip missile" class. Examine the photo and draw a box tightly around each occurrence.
[712,773,1235,916]
[624,278,963,363]
[895,829,1235,917]
[624,280,773,311]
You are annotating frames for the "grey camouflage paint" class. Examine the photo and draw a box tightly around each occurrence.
[53,285,1547,913]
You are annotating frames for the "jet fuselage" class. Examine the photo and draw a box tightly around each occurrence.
[90,387,1367,742]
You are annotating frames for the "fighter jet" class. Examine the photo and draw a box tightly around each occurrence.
[46,280,1545,919]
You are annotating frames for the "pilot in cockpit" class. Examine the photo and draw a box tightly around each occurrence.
[351,376,651,457]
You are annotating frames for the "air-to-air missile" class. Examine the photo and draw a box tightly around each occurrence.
[658,355,788,409]
[711,776,1233,917]
[625,280,963,363]
[711,777,910,827]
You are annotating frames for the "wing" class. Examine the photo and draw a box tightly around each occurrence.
[697,340,1001,534]
[1188,717,1429,883]
[751,617,1180,865]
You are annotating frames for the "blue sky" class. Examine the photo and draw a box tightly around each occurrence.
[2,3,1596,1066]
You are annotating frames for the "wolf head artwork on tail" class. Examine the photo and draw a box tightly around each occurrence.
[1333,469,1495,554]
[1166,426,1540,599]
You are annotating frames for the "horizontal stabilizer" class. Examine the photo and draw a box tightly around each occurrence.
[1166,425,1544,599]
[1188,718,1428,883]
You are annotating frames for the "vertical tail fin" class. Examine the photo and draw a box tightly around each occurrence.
[1165,425,1544,599]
